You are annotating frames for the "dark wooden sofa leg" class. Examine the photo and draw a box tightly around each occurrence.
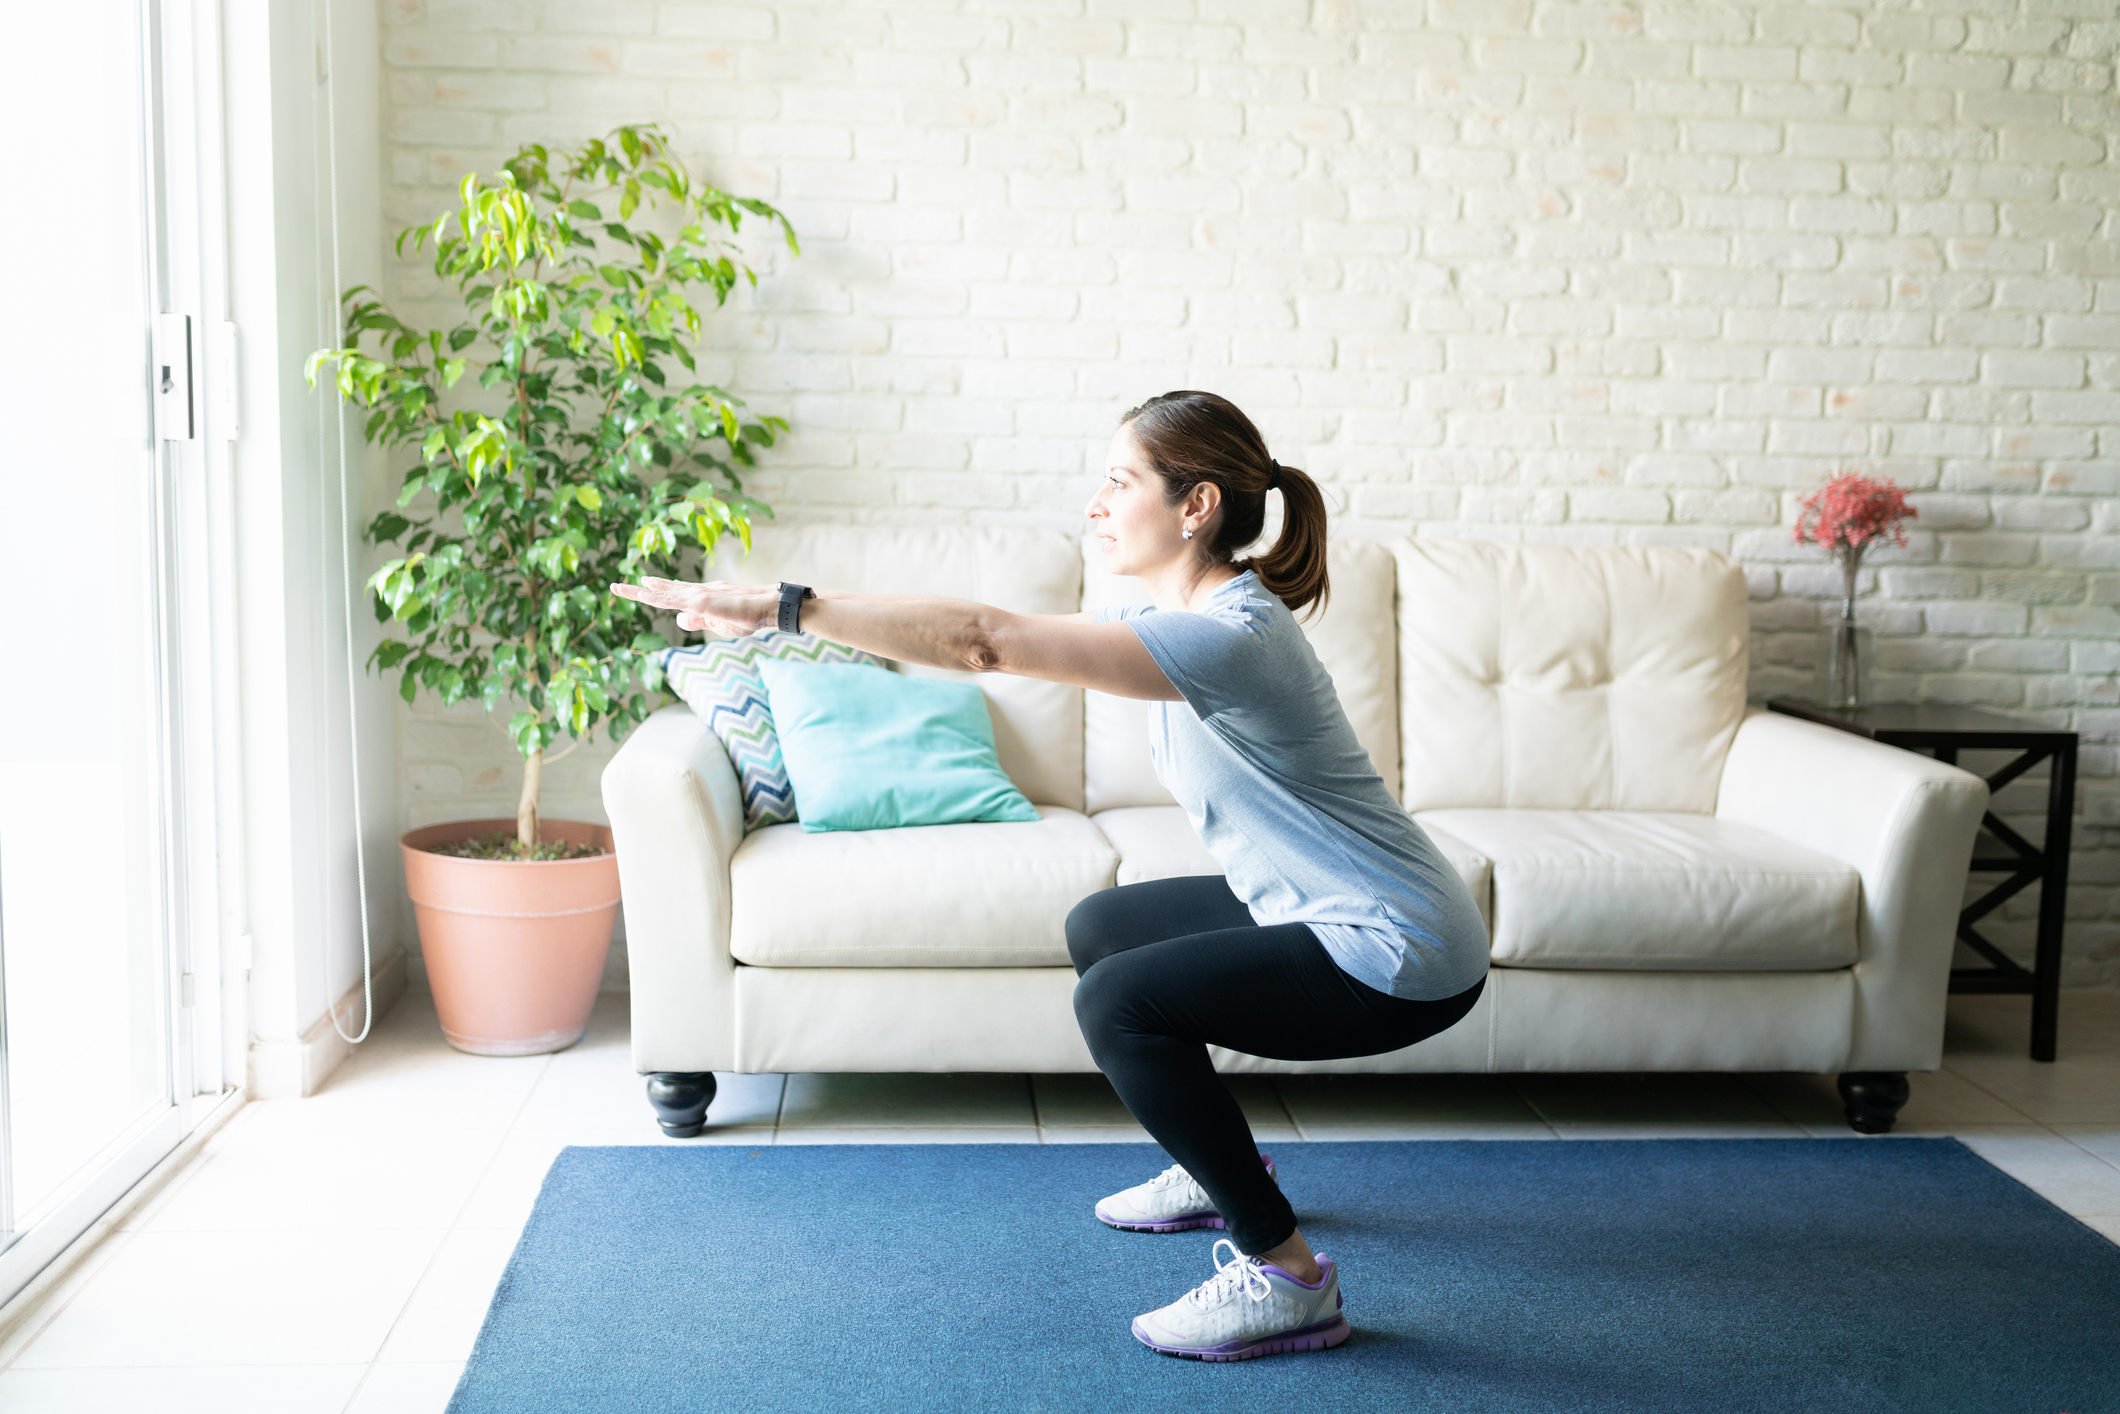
[646,1072,719,1137]
[1837,1072,1910,1135]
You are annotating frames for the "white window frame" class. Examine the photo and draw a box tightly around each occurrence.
[0,0,249,1309]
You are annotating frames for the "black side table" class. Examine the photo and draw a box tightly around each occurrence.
[1767,699,2077,1062]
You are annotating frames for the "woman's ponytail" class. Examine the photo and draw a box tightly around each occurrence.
[1119,390,1333,621]
[1243,460,1330,621]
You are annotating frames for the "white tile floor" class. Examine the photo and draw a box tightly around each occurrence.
[2,989,2116,1411]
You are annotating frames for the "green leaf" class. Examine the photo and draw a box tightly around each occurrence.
[301,125,800,765]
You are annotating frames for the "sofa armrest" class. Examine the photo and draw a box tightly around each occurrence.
[1714,708,1988,1072]
[602,703,746,1074]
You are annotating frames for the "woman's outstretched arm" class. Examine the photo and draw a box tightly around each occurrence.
[611,577,1181,702]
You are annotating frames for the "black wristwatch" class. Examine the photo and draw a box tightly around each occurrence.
[776,581,816,634]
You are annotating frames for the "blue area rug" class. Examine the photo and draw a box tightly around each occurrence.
[449,1139,2120,1414]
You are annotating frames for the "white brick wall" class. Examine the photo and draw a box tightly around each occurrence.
[380,0,2120,989]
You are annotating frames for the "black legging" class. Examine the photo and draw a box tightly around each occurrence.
[1067,875,1486,1256]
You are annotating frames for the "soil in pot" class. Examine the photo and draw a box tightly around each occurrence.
[430,831,608,862]
[400,818,620,1057]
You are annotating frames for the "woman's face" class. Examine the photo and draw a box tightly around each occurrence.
[1086,426,1184,577]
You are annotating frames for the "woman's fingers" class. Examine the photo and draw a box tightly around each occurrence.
[610,580,697,610]
[612,578,773,605]
[611,578,777,637]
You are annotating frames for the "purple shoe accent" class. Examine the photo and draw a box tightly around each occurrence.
[1131,1314,1352,1363]
[1096,1206,1227,1234]
[1257,1256,1334,1291]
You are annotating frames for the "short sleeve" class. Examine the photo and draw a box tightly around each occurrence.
[1093,604,1146,625]
[1122,605,1267,719]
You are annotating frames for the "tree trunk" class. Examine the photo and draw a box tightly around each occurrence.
[517,746,543,853]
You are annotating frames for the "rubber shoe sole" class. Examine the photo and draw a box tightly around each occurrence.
[1131,1314,1352,1362]
[1094,1154,1277,1234]
[1098,1209,1227,1234]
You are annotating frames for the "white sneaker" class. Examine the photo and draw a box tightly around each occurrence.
[1094,1153,1277,1233]
[1131,1238,1351,1361]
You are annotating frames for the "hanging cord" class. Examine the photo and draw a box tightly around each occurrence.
[319,0,372,1045]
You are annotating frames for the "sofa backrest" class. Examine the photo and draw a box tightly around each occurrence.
[708,528,1746,819]
[708,526,1087,810]
[1081,538,1402,813]
[1394,540,1748,813]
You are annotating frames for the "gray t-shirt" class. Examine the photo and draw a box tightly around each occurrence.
[1099,570,1488,1002]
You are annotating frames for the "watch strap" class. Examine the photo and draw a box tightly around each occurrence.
[776,582,815,634]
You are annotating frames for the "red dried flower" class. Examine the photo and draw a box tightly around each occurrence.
[1792,473,1916,554]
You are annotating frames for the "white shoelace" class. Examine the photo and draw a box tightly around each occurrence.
[1185,1238,1273,1310]
[1148,1163,1208,1200]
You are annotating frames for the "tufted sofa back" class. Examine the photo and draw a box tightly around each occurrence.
[1393,541,1749,813]
[712,528,1748,819]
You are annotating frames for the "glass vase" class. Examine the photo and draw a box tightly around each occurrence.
[1814,613,1872,709]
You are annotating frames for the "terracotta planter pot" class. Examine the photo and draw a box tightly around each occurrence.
[400,818,620,1057]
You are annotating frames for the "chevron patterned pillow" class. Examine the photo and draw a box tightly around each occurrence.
[660,633,889,831]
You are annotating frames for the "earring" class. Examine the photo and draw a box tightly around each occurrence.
[1182,528,1194,540]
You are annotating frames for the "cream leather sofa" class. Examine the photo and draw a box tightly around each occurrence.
[603,527,1988,1136]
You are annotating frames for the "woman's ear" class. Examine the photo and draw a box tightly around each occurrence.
[1188,481,1222,522]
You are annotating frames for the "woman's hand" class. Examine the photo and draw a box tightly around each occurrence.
[610,576,779,636]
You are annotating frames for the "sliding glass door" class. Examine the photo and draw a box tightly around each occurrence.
[0,0,226,1302]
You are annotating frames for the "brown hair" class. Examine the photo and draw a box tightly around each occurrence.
[1118,390,1331,620]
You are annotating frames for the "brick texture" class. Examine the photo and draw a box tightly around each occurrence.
[379,0,2120,989]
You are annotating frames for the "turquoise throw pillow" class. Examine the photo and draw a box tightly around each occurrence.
[755,659,1041,832]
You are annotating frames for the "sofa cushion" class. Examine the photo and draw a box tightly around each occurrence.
[1090,805,1220,885]
[1082,537,1400,813]
[1394,541,1748,813]
[728,805,1116,967]
[1415,809,1859,971]
[1090,805,1494,932]
[709,525,1086,810]
[756,659,1039,831]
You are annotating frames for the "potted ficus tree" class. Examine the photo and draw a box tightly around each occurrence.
[309,125,796,1055]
